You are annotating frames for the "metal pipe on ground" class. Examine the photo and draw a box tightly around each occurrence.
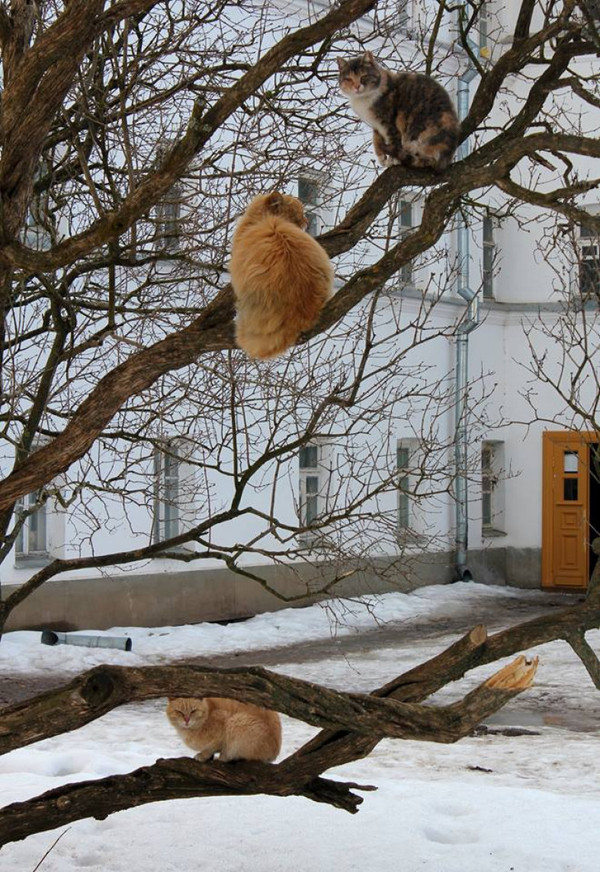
[41,631,132,651]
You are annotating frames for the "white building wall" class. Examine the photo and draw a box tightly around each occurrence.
[3,0,599,602]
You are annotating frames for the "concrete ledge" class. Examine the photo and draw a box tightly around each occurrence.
[3,547,542,631]
[4,552,456,631]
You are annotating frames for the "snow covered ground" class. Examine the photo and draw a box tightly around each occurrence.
[0,582,598,872]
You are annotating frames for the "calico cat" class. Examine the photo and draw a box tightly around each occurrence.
[166,696,282,763]
[229,192,334,359]
[337,52,460,171]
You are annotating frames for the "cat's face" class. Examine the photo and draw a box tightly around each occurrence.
[243,192,308,230]
[166,697,208,729]
[337,52,382,97]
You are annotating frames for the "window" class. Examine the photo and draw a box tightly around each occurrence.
[24,205,52,251]
[15,491,48,561]
[396,438,423,542]
[481,440,505,535]
[478,1,490,55]
[153,143,183,251]
[298,443,328,541]
[298,175,323,236]
[481,444,494,527]
[155,182,183,252]
[153,443,181,543]
[399,199,416,285]
[14,437,61,565]
[579,224,600,299]
[482,215,496,299]
[563,450,579,501]
[22,158,55,251]
[397,443,411,530]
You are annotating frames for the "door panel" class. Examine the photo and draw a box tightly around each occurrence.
[542,433,590,589]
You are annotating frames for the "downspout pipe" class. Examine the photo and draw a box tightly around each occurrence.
[454,65,480,582]
[454,292,478,582]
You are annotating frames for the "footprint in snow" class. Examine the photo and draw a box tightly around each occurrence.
[423,825,480,845]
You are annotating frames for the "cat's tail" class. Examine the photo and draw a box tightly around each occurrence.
[235,320,303,359]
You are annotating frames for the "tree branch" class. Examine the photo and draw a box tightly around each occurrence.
[0,755,375,847]
[512,0,537,46]
[288,597,600,771]
[566,629,600,689]
[0,653,536,846]
[0,652,538,757]
[462,0,580,141]
[0,6,11,47]
[2,123,598,517]
[0,1,107,236]
[0,0,378,267]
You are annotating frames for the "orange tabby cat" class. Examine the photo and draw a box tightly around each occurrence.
[166,696,282,763]
[229,192,334,359]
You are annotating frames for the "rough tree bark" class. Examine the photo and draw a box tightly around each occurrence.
[0,645,538,845]
[0,0,599,851]
[3,582,600,847]
[0,0,597,522]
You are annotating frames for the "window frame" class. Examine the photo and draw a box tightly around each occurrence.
[481,439,506,537]
[397,443,411,531]
[482,214,496,300]
[396,0,412,32]
[398,199,415,286]
[155,180,183,252]
[396,196,421,289]
[478,0,490,53]
[14,437,63,567]
[297,172,326,237]
[153,441,182,544]
[579,222,600,300]
[15,490,49,563]
[374,0,413,35]
[298,442,329,544]
[396,438,424,544]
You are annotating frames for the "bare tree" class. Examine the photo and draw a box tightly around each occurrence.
[0,0,477,628]
[0,0,600,850]
[0,0,598,627]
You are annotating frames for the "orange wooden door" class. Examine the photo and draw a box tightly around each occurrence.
[542,433,590,589]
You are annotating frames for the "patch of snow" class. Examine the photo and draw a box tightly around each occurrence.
[0,583,598,871]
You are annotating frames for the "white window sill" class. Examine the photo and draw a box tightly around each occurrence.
[482,526,507,539]
[15,552,51,568]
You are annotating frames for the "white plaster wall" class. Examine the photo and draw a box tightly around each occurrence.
[3,0,599,590]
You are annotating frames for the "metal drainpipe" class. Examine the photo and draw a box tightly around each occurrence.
[454,66,480,582]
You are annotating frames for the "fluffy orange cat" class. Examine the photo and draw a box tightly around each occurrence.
[166,696,282,763]
[229,192,334,359]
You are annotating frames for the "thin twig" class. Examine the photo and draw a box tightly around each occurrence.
[31,827,71,872]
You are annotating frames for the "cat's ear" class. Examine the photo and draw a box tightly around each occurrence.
[364,50,374,63]
[336,58,345,70]
[265,192,284,213]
